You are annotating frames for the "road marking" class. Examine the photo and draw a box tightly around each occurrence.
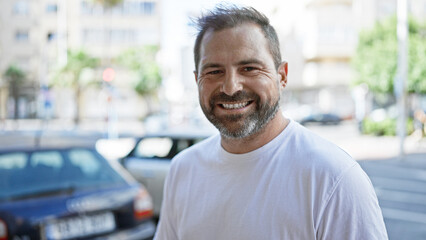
[360,163,426,182]
[370,176,426,194]
[382,207,426,225]
[375,188,426,206]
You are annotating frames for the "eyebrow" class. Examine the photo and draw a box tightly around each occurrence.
[200,63,222,73]
[237,59,265,66]
[200,59,265,73]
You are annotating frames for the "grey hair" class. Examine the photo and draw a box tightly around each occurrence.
[193,5,282,73]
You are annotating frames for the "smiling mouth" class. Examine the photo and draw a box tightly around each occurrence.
[220,101,252,110]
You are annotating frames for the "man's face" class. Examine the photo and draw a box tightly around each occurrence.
[195,23,286,139]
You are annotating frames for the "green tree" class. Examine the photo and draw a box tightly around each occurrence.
[353,16,426,94]
[92,0,123,8]
[3,65,26,120]
[116,46,162,107]
[50,49,100,125]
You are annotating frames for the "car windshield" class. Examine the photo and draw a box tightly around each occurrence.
[0,148,127,201]
[134,137,174,158]
[133,136,206,159]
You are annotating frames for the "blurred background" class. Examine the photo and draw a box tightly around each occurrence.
[1,0,426,238]
[0,0,425,150]
[0,0,424,133]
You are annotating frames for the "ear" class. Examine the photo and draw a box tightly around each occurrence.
[278,61,288,88]
[194,71,199,83]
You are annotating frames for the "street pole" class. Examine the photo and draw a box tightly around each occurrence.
[395,0,408,158]
[57,0,68,67]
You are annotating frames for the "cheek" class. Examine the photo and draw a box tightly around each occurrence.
[198,81,214,104]
[250,78,280,100]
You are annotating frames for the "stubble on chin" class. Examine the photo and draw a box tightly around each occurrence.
[200,92,280,139]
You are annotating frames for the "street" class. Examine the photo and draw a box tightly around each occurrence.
[359,154,426,240]
[1,119,426,239]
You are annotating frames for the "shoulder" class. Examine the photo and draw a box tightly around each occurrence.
[317,163,387,239]
[286,121,356,175]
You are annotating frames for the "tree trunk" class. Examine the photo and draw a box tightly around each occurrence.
[12,83,19,120]
[74,85,81,126]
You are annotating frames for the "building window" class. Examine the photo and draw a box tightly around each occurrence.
[82,28,157,45]
[81,0,104,15]
[46,3,58,13]
[82,29,103,43]
[142,2,155,15]
[110,30,127,43]
[16,58,30,71]
[13,1,29,16]
[377,0,395,18]
[15,31,29,42]
[318,25,355,45]
[47,32,57,41]
[80,0,156,16]
[81,1,90,14]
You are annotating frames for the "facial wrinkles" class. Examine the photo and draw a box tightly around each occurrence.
[199,25,275,75]
[197,60,277,96]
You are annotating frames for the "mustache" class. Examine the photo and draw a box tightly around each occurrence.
[209,91,259,105]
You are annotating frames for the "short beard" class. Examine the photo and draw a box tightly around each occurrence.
[200,91,280,139]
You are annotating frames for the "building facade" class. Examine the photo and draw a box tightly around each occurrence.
[0,0,161,121]
[279,0,426,121]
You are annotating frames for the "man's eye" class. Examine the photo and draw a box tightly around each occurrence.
[243,67,256,72]
[207,70,222,75]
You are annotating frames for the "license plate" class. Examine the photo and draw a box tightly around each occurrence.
[45,212,116,240]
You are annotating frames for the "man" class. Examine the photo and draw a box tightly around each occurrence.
[155,5,388,240]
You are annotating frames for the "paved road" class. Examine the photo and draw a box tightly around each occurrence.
[359,154,426,240]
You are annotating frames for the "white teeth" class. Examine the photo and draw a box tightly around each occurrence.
[222,102,249,109]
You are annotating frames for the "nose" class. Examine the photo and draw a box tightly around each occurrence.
[221,70,243,96]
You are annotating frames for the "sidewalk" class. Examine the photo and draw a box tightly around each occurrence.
[305,122,426,161]
[337,134,426,161]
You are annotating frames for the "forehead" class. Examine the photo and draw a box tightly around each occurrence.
[198,23,274,68]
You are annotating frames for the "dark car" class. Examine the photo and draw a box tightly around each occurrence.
[120,129,215,217]
[0,147,156,240]
[300,113,343,125]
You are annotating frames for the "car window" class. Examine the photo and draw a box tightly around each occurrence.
[0,153,26,169]
[134,137,173,158]
[0,153,27,193]
[176,139,190,153]
[30,151,63,169]
[69,149,100,175]
[193,138,205,144]
[66,149,125,186]
[0,149,127,201]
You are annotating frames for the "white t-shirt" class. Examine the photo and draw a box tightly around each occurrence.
[155,120,388,240]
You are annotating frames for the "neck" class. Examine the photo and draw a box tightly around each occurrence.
[220,112,289,154]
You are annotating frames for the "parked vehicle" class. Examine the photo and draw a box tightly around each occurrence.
[0,147,156,240]
[300,113,342,125]
[120,129,215,217]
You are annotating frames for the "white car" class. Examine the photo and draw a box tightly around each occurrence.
[120,129,215,218]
